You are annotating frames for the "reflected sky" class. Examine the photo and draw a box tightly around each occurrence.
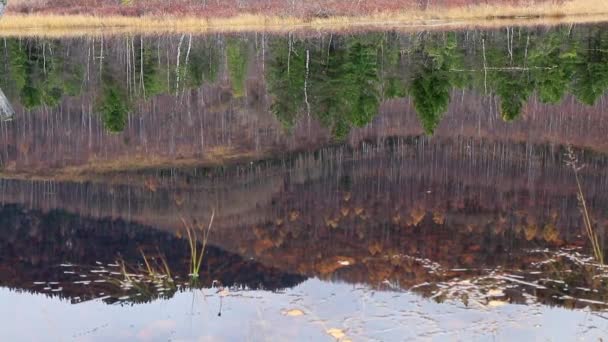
[2,279,608,341]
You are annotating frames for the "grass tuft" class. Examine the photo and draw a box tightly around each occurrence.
[181,209,215,280]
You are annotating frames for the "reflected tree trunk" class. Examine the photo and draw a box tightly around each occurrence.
[0,88,14,121]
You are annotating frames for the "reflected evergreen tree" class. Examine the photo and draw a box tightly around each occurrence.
[410,66,451,134]
[495,71,534,121]
[571,28,608,105]
[529,31,575,104]
[135,39,166,98]
[186,41,220,88]
[1,39,82,109]
[268,36,381,139]
[226,38,248,98]
[311,38,380,139]
[380,33,408,99]
[483,31,534,121]
[342,41,380,127]
[98,63,130,133]
[409,33,459,135]
[267,37,306,130]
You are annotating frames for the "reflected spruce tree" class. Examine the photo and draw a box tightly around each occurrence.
[0,39,82,110]
[10,40,62,109]
[571,27,608,105]
[173,36,221,93]
[380,33,408,100]
[226,38,249,98]
[495,71,534,122]
[267,37,307,131]
[135,38,167,98]
[528,30,576,104]
[98,62,130,133]
[409,33,459,134]
[311,37,381,139]
[185,39,220,88]
[268,35,381,139]
[342,41,381,127]
[482,30,535,122]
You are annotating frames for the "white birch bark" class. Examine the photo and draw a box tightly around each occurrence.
[0,88,15,122]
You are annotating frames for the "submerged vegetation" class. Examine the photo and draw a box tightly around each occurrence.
[99,212,219,303]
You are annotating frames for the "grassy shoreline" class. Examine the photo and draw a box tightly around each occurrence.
[1,1,608,37]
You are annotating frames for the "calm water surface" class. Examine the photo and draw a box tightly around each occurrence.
[1,24,608,341]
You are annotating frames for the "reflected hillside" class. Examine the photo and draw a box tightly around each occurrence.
[1,26,608,175]
[0,205,305,304]
[1,137,608,309]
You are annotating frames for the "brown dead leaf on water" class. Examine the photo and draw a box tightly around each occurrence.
[340,207,350,217]
[343,192,351,202]
[289,211,300,222]
[144,177,158,192]
[326,218,339,229]
[410,207,426,226]
[432,211,445,224]
[368,242,382,256]
[173,194,185,206]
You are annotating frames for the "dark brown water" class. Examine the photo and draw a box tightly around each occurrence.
[1,25,608,341]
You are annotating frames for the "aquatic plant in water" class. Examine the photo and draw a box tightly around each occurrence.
[104,253,177,304]
[566,146,604,265]
[181,210,215,280]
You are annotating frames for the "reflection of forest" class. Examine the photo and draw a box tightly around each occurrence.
[1,26,608,173]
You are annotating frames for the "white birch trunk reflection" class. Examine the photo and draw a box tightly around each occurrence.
[0,88,14,121]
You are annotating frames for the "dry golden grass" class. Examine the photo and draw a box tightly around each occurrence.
[0,147,263,182]
[1,0,608,37]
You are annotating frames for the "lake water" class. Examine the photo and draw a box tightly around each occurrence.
[1,24,608,341]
